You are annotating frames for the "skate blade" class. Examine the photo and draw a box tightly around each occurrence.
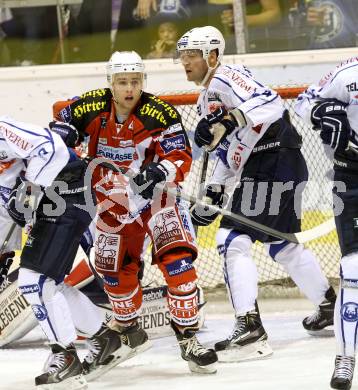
[307,327,334,337]
[36,374,87,390]
[217,339,273,363]
[188,361,217,374]
[85,339,152,381]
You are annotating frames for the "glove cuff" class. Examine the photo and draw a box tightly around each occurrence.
[229,108,247,128]
[158,160,176,182]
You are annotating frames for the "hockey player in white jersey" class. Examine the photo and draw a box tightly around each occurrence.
[175,26,336,362]
[0,117,123,389]
[295,56,358,390]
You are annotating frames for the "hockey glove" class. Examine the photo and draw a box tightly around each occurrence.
[190,184,226,226]
[6,176,41,227]
[194,107,245,151]
[131,162,168,200]
[311,99,351,152]
[49,121,79,148]
[0,251,14,290]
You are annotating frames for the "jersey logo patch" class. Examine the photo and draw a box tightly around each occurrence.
[59,106,72,122]
[95,233,120,272]
[159,134,186,154]
[166,257,193,277]
[19,284,40,294]
[97,145,136,162]
[103,275,119,287]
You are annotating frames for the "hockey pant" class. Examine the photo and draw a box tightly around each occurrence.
[331,170,358,356]
[335,253,358,357]
[216,228,329,314]
[18,268,103,346]
[94,202,199,327]
[20,202,93,281]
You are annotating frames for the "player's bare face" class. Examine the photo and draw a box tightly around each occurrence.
[112,73,143,114]
[179,50,208,83]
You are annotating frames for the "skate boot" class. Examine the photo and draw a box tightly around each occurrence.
[303,286,336,336]
[171,321,218,374]
[330,355,355,390]
[214,310,273,362]
[83,322,151,381]
[35,343,87,390]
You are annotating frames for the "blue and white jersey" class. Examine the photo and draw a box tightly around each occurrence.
[197,63,285,184]
[0,116,69,206]
[295,56,358,143]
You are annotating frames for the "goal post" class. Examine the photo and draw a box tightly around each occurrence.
[140,87,340,297]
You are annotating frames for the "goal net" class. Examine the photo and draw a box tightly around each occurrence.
[141,87,340,297]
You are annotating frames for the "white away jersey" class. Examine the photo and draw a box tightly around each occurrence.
[0,116,69,206]
[295,56,358,137]
[197,64,285,184]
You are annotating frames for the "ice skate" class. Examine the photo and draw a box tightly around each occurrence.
[172,321,218,374]
[303,286,336,336]
[214,310,273,362]
[35,343,87,390]
[83,322,151,381]
[330,355,355,390]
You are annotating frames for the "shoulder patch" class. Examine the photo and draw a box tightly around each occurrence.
[159,134,186,154]
[137,93,180,129]
[72,88,112,121]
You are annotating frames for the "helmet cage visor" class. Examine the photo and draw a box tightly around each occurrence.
[173,49,204,64]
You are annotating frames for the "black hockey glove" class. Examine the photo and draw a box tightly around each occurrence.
[6,176,41,227]
[49,121,79,148]
[191,184,226,226]
[0,251,14,290]
[131,162,168,200]
[194,107,241,150]
[311,99,351,152]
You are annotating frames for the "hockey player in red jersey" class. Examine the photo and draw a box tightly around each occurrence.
[54,51,218,377]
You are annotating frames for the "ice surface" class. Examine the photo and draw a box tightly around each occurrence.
[1,299,354,390]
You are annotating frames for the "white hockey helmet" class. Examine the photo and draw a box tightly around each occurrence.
[176,26,225,62]
[106,51,145,86]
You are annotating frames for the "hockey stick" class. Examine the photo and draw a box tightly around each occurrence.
[194,150,210,235]
[0,223,17,256]
[88,157,336,244]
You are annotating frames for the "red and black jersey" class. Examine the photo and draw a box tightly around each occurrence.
[53,88,192,222]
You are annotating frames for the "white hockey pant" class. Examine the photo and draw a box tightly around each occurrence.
[267,240,329,305]
[216,229,258,315]
[18,268,103,346]
[216,229,329,315]
[335,253,358,357]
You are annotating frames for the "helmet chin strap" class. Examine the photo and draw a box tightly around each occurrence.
[198,60,220,87]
